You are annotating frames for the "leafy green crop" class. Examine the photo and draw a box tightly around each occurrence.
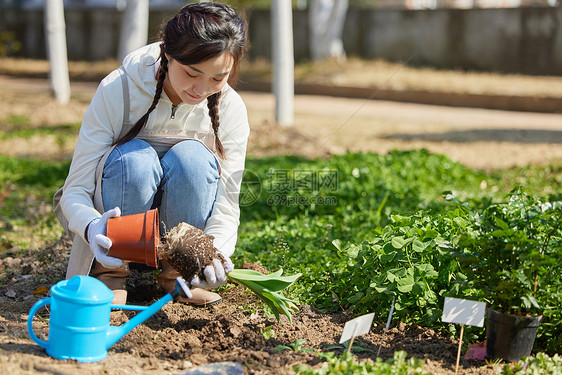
[454,187,562,352]
[275,338,315,353]
[457,187,562,315]
[227,268,301,322]
[294,351,430,375]
[502,353,562,375]
[232,150,562,353]
[236,150,493,309]
[331,208,474,326]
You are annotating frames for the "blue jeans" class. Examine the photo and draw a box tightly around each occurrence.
[101,139,219,232]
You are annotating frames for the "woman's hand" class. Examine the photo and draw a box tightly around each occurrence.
[87,207,124,268]
[190,252,234,289]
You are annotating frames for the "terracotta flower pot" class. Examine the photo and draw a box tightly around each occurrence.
[106,209,159,268]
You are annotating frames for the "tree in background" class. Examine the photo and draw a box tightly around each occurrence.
[117,0,149,62]
[308,0,348,61]
[45,0,70,104]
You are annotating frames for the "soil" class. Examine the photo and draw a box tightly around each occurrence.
[1,68,560,374]
[159,223,218,282]
[0,236,500,375]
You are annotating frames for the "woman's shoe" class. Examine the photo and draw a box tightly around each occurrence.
[175,287,222,306]
[157,260,222,306]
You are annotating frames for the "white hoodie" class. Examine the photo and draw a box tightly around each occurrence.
[60,43,249,277]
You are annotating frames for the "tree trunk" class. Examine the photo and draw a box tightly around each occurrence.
[309,0,348,61]
[272,0,294,126]
[117,0,149,62]
[44,0,70,104]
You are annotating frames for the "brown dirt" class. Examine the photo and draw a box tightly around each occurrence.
[159,223,218,282]
[0,235,501,375]
[0,66,558,373]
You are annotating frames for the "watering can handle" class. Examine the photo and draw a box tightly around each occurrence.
[27,297,50,348]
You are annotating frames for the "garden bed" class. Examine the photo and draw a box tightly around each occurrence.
[1,236,497,375]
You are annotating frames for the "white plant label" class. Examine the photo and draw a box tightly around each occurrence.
[339,312,375,343]
[442,297,486,327]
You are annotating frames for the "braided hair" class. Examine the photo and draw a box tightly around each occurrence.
[115,2,247,160]
[207,91,224,158]
[116,45,169,147]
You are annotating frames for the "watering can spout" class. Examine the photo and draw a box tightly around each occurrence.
[106,277,191,349]
[105,292,174,349]
[104,296,170,348]
[106,325,127,349]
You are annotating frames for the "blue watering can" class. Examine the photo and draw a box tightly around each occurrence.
[27,275,191,362]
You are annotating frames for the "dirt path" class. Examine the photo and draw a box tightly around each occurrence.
[2,75,562,170]
[243,91,562,169]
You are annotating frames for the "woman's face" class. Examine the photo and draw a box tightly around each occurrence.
[164,52,234,106]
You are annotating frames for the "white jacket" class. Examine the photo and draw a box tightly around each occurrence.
[60,43,250,278]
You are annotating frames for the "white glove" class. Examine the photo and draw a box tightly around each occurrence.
[87,207,123,269]
[190,251,234,290]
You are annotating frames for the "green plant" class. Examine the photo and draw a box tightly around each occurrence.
[227,268,302,323]
[457,186,562,316]
[332,208,474,327]
[236,150,495,313]
[502,353,562,375]
[275,338,315,353]
[238,302,259,316]
[294,351,430,375]
[260,325,276,340]
[326,340,372,353]
[486,357,504,366]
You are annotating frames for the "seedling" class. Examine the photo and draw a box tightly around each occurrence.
[486,357,503,366]
[227,268,301,323]
[260,325,276,340]
[275,339,315,353]
[238,302,258,316]
[160,223,302,322]
[327,339,372,353]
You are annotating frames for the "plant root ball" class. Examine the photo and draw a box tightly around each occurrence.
[158,222,223,282]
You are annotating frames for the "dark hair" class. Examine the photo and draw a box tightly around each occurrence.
[115,2,247,159]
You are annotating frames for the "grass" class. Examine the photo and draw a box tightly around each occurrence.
[0,156,68,251]
[2,148,561,253]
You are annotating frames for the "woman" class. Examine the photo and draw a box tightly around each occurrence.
[56,2,249,306]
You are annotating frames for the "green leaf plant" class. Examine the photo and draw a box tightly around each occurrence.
[294,350,430,375]
[275,338,315,353]
[502,353,562,375]
[456,186,562,316]
[227,268,302,323]
[453,187,562,353]
[333,208,472,327]
[326,340,373,354]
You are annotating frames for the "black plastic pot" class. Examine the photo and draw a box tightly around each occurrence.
[486,308,542,362]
